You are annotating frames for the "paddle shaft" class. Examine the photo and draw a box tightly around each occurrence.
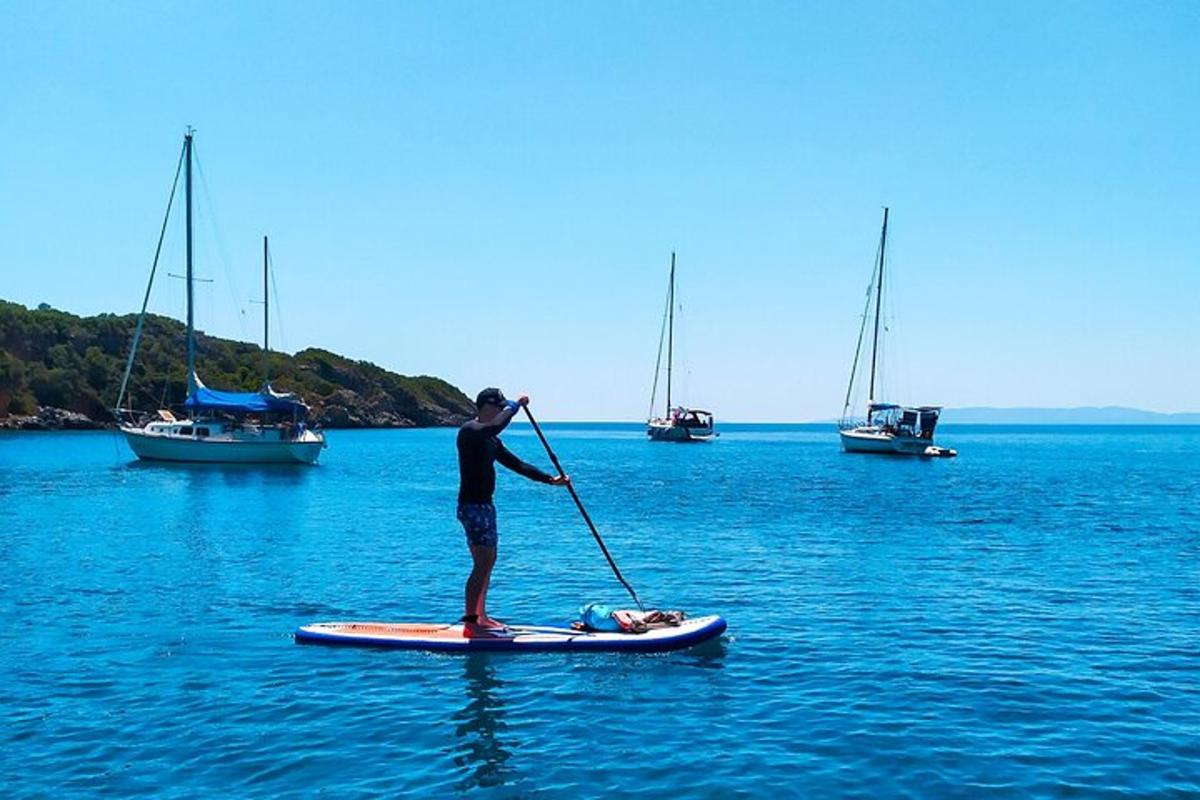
[522,406,645,611]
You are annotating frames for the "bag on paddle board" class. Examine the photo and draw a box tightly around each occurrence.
[577,603,688,634]
[578,602,624,632]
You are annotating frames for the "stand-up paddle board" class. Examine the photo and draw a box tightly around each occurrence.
[295,614,726,653]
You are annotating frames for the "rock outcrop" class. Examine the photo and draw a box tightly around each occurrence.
[0,406,105,430]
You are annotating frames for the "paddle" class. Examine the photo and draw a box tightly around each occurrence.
[522,405,646,611]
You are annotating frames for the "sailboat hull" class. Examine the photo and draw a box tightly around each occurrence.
[122,427,325,464]
[647,416,717,442]
[839,427,955,457]
[647,424,716,443]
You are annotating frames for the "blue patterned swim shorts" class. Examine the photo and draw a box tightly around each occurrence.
[457,502,498,548]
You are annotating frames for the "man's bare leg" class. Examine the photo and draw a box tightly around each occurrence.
[465,545,501,630]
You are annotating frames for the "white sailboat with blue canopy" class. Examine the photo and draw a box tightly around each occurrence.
[117,130,326,464]
[838,208,956,458]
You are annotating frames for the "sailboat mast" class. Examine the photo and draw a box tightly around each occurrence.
[867,207,888,419]
[185,130,196,395]
[263,235,269,384]
[666,251,675,414]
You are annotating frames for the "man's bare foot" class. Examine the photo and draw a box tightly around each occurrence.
[464,620,512,638]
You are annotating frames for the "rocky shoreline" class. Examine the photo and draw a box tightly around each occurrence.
[0,407,106,431]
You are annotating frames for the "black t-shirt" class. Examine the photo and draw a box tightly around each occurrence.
[457,410,553,504]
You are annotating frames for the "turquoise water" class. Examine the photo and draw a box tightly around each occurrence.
[2,424,1198,797]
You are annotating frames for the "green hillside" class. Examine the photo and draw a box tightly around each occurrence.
[0,299,475,428]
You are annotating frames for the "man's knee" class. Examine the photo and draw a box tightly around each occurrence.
[470,545,497,566]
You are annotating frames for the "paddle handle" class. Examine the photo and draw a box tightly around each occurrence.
[523,406,645,611]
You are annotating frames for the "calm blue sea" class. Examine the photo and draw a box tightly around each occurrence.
[1,424,1197,798]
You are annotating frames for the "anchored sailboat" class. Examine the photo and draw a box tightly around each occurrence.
[116,130,326,464]
[838,208,956,458]
[646,252,716,442]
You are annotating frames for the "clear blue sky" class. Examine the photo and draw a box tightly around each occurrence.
[1,2,1196,421]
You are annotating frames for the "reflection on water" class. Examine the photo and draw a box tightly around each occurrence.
[113,458,318,577]
[451,655,513,792]
[121,460,315,489]
[446,642,726,793]
[674,636,728,668]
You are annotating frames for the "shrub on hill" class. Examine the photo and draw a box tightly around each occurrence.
[0,300,474,427]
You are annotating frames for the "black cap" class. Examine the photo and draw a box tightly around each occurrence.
[475,387,507,408]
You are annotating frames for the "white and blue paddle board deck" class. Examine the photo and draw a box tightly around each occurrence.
[295,614,726,653]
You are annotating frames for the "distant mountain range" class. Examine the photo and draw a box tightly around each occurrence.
[940,406,1200,425]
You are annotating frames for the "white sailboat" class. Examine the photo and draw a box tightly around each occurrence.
[646,252,716,442]
[838,208,956,458]
[116,131,326,464]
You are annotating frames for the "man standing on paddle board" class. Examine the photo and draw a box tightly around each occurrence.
[457,388,568,635]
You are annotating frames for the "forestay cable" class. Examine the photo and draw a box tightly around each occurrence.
[114,142,185,417]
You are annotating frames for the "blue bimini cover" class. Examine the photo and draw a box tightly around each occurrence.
[184,386,307,415]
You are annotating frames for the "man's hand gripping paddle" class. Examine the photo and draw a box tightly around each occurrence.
[523,405,645,612]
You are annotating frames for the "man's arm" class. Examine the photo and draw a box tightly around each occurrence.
[461,401,521,440]
[494,439,555,484]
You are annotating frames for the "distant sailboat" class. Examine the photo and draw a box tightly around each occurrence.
[647,252,716,442]
[116,130,326,464]
[838,208,956,458]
